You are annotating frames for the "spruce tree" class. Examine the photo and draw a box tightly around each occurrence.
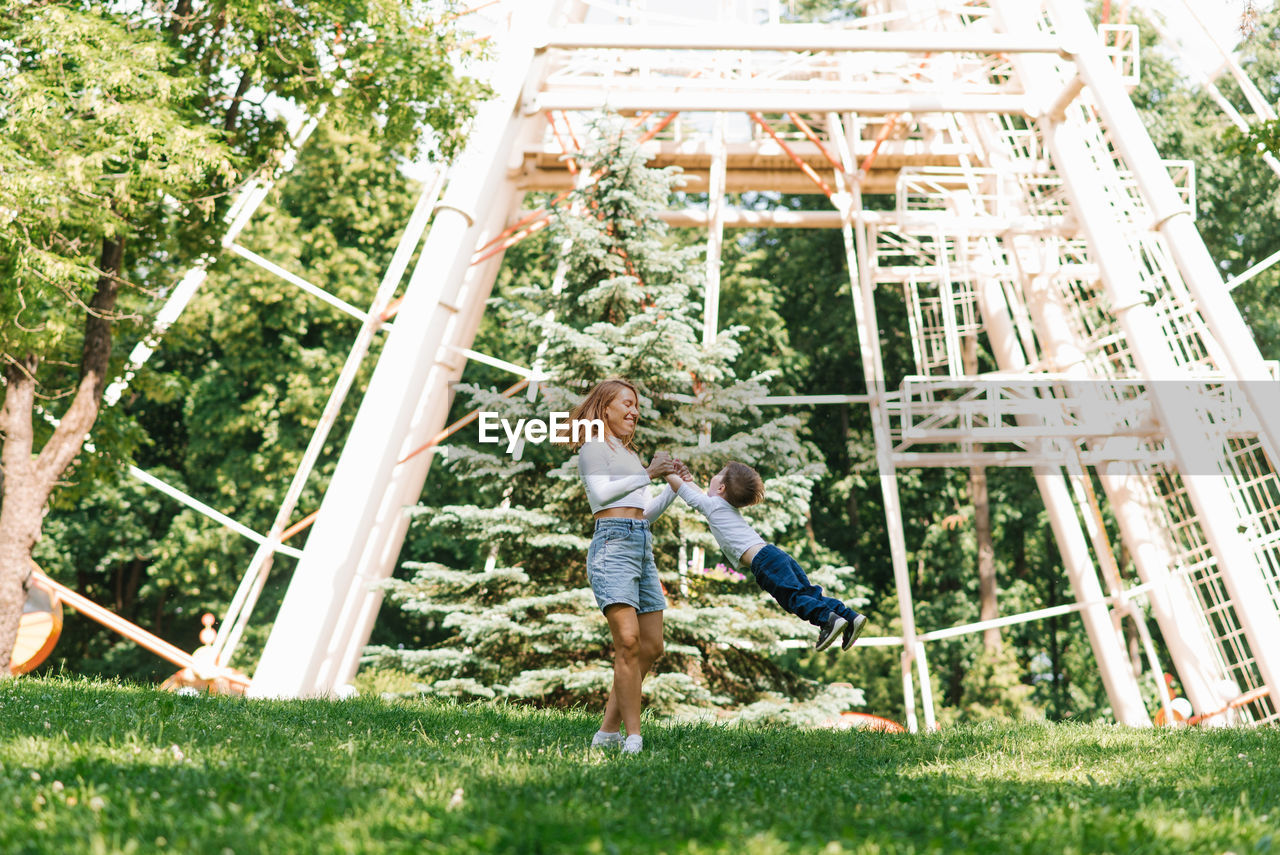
[367,120,864,723]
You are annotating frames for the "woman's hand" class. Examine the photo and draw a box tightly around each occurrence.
[673,459,694,482]
[646,451,676,479]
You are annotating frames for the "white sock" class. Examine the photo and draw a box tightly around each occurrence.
[622,734,643,753]
[591,729,623,746]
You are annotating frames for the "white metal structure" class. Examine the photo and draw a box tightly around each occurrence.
[172,0,1280,728]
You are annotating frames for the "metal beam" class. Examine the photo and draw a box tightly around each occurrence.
[832,107,929,731]
[539,26,1069,55]
[1049,0,1280,470]
[128,466,304,561]
[1226,247,1280,291]
[518,167,900,195]
[996,0,1280,717]
[211,168,448,668]
[525,138,975,167]
[890,449,1175,468]
[703,113,726,348]
[531,91,1031,116]
[248,0,559,699]
[656,208,1076,234]
[960,194,1151,726]
[758,394,873,405]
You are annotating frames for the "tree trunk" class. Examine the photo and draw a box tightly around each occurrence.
[840,405,859,533]
[167,0,194,36]
[971,464,999,652]
[0,237,124,670]
[1012,521,1027,579]
[0,357,44,674]
[224,67,253,132]
[963,335,999,653]
[1048,563,1063,715]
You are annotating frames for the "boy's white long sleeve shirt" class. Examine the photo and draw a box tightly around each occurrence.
[576,437,677,521]
[675,482,766,569]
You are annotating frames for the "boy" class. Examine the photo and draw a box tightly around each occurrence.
[666,461,867,651]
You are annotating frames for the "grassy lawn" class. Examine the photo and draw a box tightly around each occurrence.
[0,677,1277,854]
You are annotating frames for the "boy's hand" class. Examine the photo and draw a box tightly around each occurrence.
[673,459,694,482]
[666,460,688,490]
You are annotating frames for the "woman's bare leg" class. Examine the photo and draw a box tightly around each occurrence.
[601,605,642,735]
[601,609,664,734]
[636,609,665,674]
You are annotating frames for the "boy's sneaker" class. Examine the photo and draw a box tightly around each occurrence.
[841,613,868,650]
[815,614,849,651]
[621,734,643,754]
[591,730,623,749]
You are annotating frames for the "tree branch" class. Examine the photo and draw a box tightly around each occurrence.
[167,0,194,37]
[224,66,254,132]
[1,355,40,486]
[35,237,124,484]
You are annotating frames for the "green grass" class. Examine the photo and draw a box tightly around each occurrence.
[0,677,1277,854]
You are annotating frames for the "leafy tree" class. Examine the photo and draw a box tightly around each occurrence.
[33,123,428,679]
[1,4,234,668]
[368,122,864,723]
[0,0,483,671]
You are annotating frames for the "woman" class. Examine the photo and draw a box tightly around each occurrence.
[569,379,677,754]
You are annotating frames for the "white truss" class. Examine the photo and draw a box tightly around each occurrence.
[107,0,1276,729]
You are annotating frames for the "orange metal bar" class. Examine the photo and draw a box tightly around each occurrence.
[458,34,493,52]
[636,110,679,144]
[470,216,552,267]
[627,111,654,130]
[443,0,503,23]
[31,569,249,685]
[562,110,583,152]
[473,190,572,256]
[32,571,192,668]
[859,113,900,175]
[280,510,320,543]
[398,377,532,464]
[379,296,403,322]
[1185,687,1270,725]
[547,111,579,175]
[858,56,931,176]
[787,112,845,174]
[750,112,836,200]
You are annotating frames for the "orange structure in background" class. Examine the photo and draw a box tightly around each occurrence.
[11,565,249,694]
[8,575,62,675]
[837,712,907,733]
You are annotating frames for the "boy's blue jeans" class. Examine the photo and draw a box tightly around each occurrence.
[749,544,858,628]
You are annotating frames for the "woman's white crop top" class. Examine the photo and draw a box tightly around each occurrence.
[576,437,677,520]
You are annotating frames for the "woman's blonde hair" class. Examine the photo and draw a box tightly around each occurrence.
[567,379,640,451]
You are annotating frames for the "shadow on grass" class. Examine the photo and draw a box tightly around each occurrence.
[418,723,1279,855]
[1,680,1278,854]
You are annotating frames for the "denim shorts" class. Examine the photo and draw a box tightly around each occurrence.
[586,518,666,614]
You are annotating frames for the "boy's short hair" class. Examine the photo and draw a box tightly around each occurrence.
[721,461,765,508]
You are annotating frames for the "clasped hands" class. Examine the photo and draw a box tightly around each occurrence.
[646,450,694,483]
